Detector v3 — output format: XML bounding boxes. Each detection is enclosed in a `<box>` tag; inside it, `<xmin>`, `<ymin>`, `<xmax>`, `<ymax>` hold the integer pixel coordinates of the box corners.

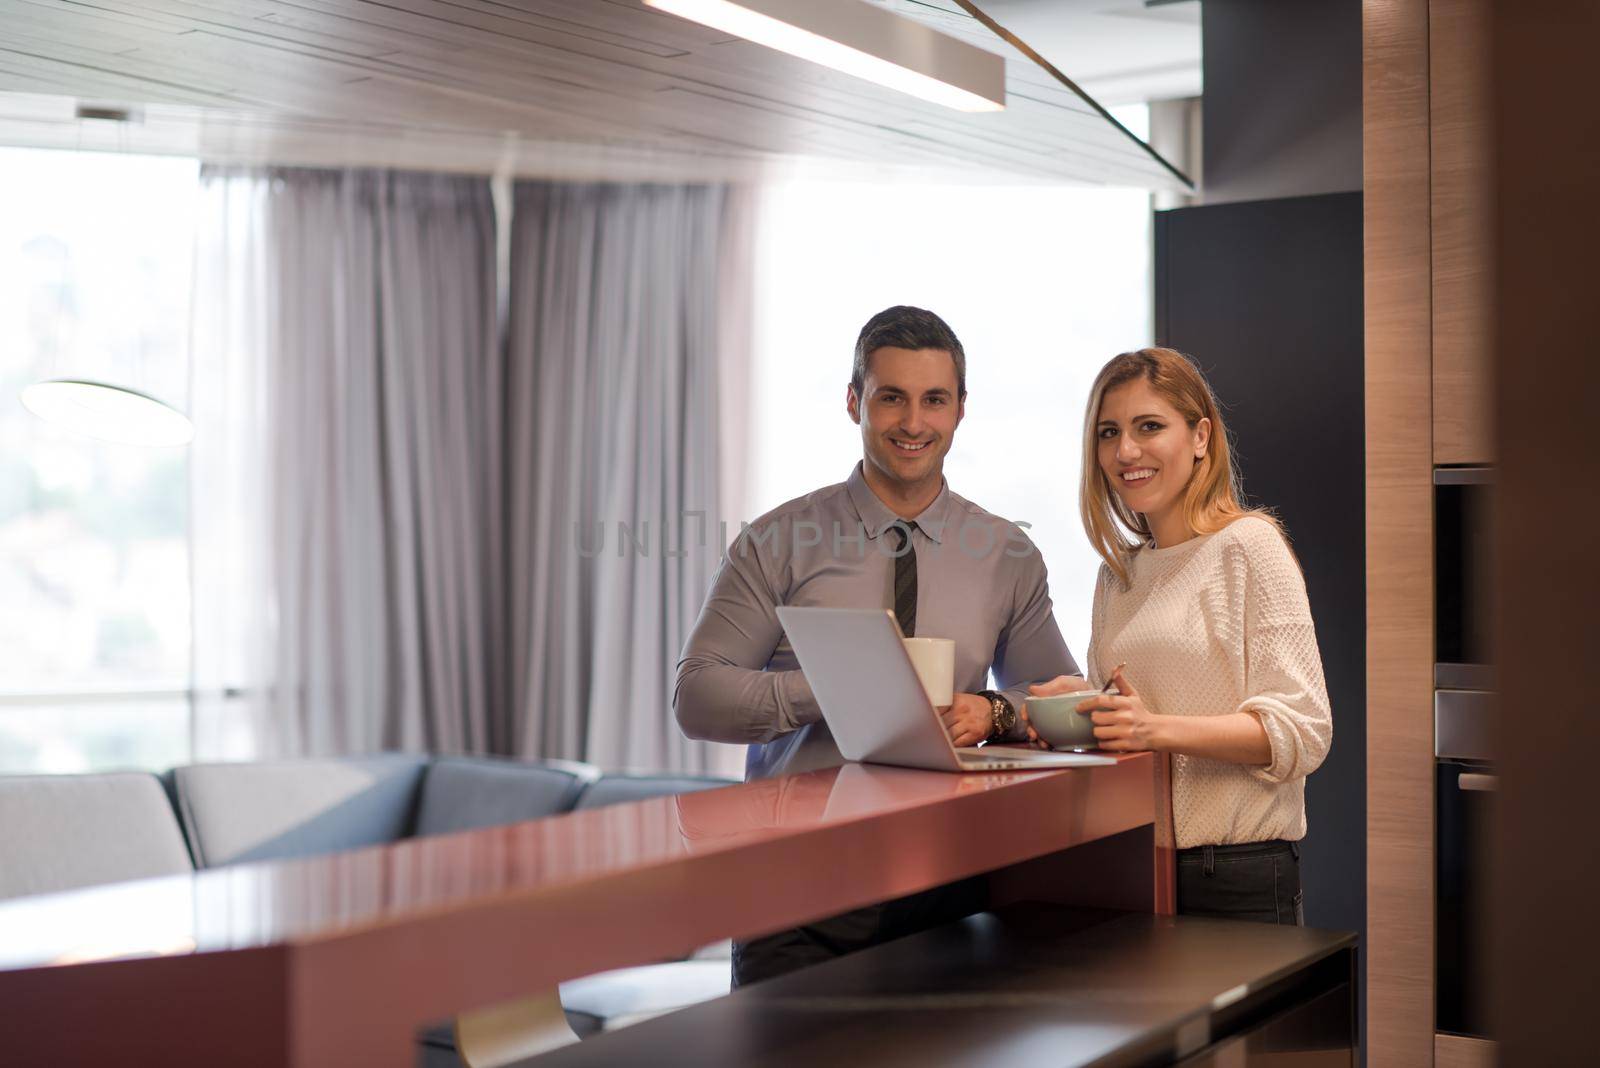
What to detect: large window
<box><xmin>0</xmin><ymin>148</ymin><xmax>199</xmax><ymax>773</ymax></box>
<box><xmin>748</xmin><ymin>114</ymin><xmax>1153</xmax><ymax>662</ymax></box>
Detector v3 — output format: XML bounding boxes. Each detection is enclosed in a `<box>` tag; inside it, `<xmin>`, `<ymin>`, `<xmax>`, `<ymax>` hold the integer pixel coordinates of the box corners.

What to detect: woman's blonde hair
<box><xmin>1079</xmin><ymin>347</ymin><xmax>1281</xmax><ymax>586</ymax></box>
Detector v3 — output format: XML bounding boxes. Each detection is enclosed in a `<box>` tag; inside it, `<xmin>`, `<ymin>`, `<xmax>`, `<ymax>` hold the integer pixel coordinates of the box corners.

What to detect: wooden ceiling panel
<box><xmin>0</xmin><ymin>55</ymin><xmax>174</xmax><ymax>103</ymax></box>
<box><xmin>0</xmin><ymin>0</ymin><xmax>1188</xmax><ymax>188</ymax></box>
<box><xmin>13</xmin><ymin>2</ymin><xmax>198</xmax><ymax>46</ymax></box>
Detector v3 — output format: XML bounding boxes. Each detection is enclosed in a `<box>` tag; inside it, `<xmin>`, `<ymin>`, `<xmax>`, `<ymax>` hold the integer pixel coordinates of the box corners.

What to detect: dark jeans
<box><xmin>732</xmin><ymin>876</ymin><xmax>986</xmax><ymax>987</ymax></box>
<box><xmin>1177</xmin><ymin>839</ymin><xmax>1305</xmax><ymax>925</ymax></box>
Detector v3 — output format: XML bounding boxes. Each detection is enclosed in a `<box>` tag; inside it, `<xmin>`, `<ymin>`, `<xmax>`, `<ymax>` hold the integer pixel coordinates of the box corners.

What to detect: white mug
<box><xmin>902</xmin><ymin>637</ymin><xmax>955</xmax><ymax>708</ymax></box>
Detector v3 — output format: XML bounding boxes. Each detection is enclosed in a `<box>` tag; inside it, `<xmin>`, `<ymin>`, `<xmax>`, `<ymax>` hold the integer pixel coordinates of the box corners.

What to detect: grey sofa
<box><xmin>167</xmin><ymin>753</ymin><xmax>596</xmax><ymax>866</ymax></box>
<box><xmin>0</xmin><ymin>755</ymin><xmax>735</xmax><ymax>1063</ymax></box>
<box><xmin>0</xmin><ymin>771</ymin><xmax>195</xmax><ymax>900</ymax></box>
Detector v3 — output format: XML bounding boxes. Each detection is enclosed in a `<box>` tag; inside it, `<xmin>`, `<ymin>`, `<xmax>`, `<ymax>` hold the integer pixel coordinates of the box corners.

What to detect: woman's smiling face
<box><xmin>1096</xmin><ymin>376</ymin><xmax>1211</xmax><ymax>531</ymax></box>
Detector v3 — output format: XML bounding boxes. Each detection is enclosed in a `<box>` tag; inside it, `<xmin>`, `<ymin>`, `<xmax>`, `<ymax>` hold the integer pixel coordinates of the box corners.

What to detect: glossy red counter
<box><xmin>0</xmin><ymin>753</ymin><xmax>1172</xmax><ymax>1066</ymax></box>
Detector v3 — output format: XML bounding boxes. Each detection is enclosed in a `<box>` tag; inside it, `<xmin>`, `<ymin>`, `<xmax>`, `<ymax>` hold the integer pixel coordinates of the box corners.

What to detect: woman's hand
<box><xmin>1074</xmin><ymin>667</ymin><xmax>1164</xmax><ymax>752</ymax></box>
<box><xmin>1028</xmin><ymin>674</ymin><xmax>1087</xmax><ymax>697</ymax></box>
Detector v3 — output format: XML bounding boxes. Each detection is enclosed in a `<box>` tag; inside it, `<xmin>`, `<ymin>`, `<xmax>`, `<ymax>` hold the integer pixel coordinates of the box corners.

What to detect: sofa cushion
<box><xmin>0</xmin><ymin>772</ymin><xmax>194</xmax><ymax>900</ymax></box>
<box><xmin>573</xmin><ymin>774</ymin><xmax>734</xmax><ymax>812</ymax></box>
<box><xmin>173</xmin><ymin>753</ymin><xmax>428</xmax><ymax>867</ymax></box>
<box><xmin>414</xmin><ymin>756</ymin><xmax>597</xmax><ymax>836</ymax></box>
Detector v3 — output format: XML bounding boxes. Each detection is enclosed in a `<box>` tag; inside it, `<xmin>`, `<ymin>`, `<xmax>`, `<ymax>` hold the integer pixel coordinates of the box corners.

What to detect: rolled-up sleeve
<box><xmin>991</xmin><ymin>526</ymin><xmax>1079</xmax><ymax>740</ymax></box>
<box><xmin>1233</xmin><ymin>526</ymin><xmax>1333</xmax><ymax>784</ymax></box>
<box><xmin>673</xmin><ymin>529</ymin><xmax>821</xmax><ymax>744</ymax></box>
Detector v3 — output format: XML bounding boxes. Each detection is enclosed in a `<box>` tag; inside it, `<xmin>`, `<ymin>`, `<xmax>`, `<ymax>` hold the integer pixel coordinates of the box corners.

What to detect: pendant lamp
<box><xmin>21</xmin><ymin>378</ymin><xmax>194</xmax><ymax>447</ymax></box>
<box><xmin>18</xmin><ymin>106</ymin><xmax>195</xmax><ymax>448</ymax></box>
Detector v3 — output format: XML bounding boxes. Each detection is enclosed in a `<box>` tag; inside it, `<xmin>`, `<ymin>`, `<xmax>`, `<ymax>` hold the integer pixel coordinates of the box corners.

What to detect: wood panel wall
<box><xmin>1363</xmin><ymin>0</ymin><xmax>1436</xmax><ymax>1063</ymax></box>
<box><xmin>1368</xmin><ymin>0</ymin><xmax>1498</xmax><ymax>1060</ymax></box>
<box><xmin>1435</xmin><ymin>1033</ymin><xmax>1496</xmax><ymax>1068</ymax></box>
<box><xmin>1489</xmin><ymin>5</ymin><xmax>1600</xmax><ymax>1062</ymax></box>
<box><xmin>1430</xmin><ymin>0</ymin><xmax>1494</xmax><ymax>465</ymax></box>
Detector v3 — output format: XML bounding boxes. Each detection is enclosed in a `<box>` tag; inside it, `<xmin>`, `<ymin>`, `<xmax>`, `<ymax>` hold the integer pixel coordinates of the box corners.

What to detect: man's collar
<box><xmin>844</xmin><ymin>462</ymin><xmax>951</xmax><ymax>543</ymax></box>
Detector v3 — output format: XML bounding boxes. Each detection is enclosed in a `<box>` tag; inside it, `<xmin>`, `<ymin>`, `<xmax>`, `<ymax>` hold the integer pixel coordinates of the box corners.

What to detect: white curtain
<box><xmin>189</xmin><ymin>170</ymin><xmax>270</xmax><ymax>761</ymax></box>
<box><xmin>506</xmin><ymin>182</ymin><xmax>749</xmax><ymax>775</ymax></box>
<box><xmin>189</xmin><ymin>168</ymin><xmax>500</xmax><ymax>759</ymax></box>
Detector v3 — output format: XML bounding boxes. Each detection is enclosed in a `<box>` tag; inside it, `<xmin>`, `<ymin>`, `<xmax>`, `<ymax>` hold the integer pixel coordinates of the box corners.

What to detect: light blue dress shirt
<box><xmin>675</xmin><ymin>463</ymin><xmax>1079</xmax><ymax>779</ymax></box>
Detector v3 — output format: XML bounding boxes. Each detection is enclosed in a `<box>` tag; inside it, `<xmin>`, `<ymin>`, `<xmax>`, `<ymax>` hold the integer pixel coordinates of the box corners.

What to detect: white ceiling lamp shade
<box><xmin>644</xmin><ymin>0</ymin><xmax>1006</xmax><ymax>113</ymax></box>
<box><xmin>21</xmin><ymin>379</ymin><xmax>195</xmax><ymax>448</ymax></box>
<box><xmin>19</xmin><ymin>112</ymin><xmax>196</xmax><ymax>449</ymax></box>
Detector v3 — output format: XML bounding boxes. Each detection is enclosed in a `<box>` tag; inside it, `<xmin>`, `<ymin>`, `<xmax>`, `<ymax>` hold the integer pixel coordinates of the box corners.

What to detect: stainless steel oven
<box><xmin>1434</xmin><ymin>467</ymin><xmax>1494</xmax><ymax>1040</ymax></box>
<box><xmin>1436</xmin><ymin>685</ymin><xmax>1493</xmax><ymax>1038</ymax></box>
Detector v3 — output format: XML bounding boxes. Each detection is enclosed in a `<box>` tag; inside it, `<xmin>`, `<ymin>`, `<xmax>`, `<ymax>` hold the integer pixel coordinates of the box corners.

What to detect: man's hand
<box><xmin>941</xmin><ymin>693</ymin><xmax>995</xmax><ymax>748</ymax></box>
<box><xmin>1072</xmin><ymin>667</ymin><xmax>1162</xmax><ymax>752</ymax></box>
<box><xmin>1014</xmin><ymin>703</ymin><xmax>1050</xmax><ymax>749</ymax></box>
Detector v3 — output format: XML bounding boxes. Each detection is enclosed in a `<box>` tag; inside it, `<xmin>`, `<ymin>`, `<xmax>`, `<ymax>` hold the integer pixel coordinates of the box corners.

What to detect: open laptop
<box><xmin>776</xmin><ymin>606</ymin><xmax>1114</xmax><ymax>773</ymax></box>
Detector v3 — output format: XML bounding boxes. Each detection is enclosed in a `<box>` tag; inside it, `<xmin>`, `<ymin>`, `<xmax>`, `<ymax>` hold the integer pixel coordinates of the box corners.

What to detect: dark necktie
<box><xmin>889</xmin><ymin>521</ymin><xmax>919</xmax><ymax>637</ymax></box>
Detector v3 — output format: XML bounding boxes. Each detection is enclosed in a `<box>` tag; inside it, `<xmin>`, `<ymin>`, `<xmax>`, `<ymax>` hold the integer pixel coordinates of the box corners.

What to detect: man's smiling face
<box><xmin>847</xmin><ymin>345</ymin><xmax>965</xmax><ymax>496</ymax></box>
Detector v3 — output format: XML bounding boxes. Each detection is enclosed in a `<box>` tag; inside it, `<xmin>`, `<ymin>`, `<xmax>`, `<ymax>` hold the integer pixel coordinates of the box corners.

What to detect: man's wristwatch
<box><xmin>979</xmin><ymin>690</ymin><xmax>1016</xmax><ymax>742</ymax></box>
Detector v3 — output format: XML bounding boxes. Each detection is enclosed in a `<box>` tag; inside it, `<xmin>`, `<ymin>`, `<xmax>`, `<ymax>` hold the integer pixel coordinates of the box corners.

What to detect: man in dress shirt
<box><xmin>674</xmin><ymin>305</ymin><xmax>1081</xmax><ymax>985</ymax></box>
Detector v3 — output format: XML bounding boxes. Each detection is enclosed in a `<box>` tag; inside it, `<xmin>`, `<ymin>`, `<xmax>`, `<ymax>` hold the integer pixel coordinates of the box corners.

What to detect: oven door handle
<box><xmin>1459</xmin><ymin>771</ymin><xmax>1498</xmax><ymax>792</ymax></box>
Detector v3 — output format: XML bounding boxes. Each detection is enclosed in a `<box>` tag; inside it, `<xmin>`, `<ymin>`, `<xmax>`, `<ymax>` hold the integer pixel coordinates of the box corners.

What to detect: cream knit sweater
<box><xmin>1086</xmin><ymin>515</ymin><xmax>1332</xmax><ymax>848</ymax></box>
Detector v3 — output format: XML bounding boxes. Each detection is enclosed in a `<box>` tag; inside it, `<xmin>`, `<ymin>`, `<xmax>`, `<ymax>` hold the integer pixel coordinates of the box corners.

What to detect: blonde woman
<box><xmin>1033</xmin><ymin>347</ymin><xmax>1332</xmax><ymax>924</ymax></box>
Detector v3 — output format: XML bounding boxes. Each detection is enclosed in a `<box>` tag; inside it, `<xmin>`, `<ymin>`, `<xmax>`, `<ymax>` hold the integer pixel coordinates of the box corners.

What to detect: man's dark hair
<box><xmin>850</xmin><ymin>305</ymin><xmax>967</xmax><ymax>399</ymax></box>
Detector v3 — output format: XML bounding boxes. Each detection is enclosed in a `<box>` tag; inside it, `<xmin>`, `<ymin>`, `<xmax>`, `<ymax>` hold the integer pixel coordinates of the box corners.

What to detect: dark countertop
<box><xmin>527</xmin><ymin>907</ymin><xmax>1356</xmax><ymax>1067</ymax></box>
